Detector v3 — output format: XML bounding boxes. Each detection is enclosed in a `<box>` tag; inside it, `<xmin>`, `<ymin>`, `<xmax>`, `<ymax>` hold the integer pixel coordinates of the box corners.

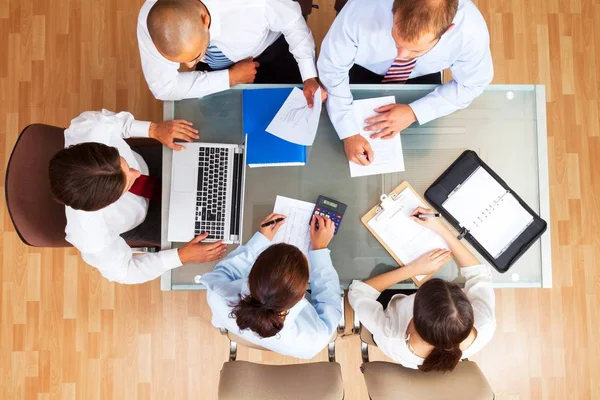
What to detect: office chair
<box><xmin>217</xmin><ymin>294</ymin><xmax>346</xmax><ymax>400</ymax></box>
<box><xmin>5</xmin><ymin>124</ymin><xmax>161</xmax><ymax>249</ymax></box>
<box><xmin>356</xmin><ymin>319</ymin><xmax>495</xmax><ymax>400</ymax></box>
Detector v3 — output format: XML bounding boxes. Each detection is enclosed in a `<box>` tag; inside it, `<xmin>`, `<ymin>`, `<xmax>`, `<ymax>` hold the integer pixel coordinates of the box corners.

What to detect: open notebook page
<box><xmin>368</xmin><ymin>188</ymin><xmax>449</xmax><ymax>281</ymax></box>
<box><xmin>443</xmin><ymin>167</ymin><xmax>533</xmax><ymax>258</ymax></box>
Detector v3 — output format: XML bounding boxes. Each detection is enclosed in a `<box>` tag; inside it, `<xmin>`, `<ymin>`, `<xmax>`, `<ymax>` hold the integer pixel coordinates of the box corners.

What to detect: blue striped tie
<box><xmin>204</xmin><ymin>44</ymin><xmax>234</xmax><ymax>70</ymax></box>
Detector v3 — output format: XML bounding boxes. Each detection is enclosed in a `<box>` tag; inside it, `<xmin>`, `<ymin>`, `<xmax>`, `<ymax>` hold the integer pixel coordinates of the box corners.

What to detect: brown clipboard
<box><xmin>361</xmin><ymin>181</ymin><xmax>438</xmax><ymax>286</ymax></box>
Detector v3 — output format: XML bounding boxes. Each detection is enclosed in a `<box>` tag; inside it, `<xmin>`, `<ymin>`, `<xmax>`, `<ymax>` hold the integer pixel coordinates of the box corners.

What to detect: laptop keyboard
<box><xmin>195</xmin><ymin>147</ymin><xmax>229</xmax><ymax>240</ymax></box>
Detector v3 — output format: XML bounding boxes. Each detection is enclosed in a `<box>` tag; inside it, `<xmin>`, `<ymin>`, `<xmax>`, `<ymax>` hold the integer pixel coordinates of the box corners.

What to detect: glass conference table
<box><xmin>160</xmin><ymin>84</ymin><xmax>551</xmax><ymax>291</ymax></box>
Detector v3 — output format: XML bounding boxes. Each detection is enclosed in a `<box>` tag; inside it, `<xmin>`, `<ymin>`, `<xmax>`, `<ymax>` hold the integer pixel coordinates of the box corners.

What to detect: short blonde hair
<box><xmin>392</xmin><ymin>0</ymin><xmax>458</xmax><ymax>42</ymax></box>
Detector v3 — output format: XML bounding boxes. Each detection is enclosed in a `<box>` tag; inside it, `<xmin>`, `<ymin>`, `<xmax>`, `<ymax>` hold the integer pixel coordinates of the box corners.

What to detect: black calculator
<box><xmin>311</xmin><ymin>195</ymin><xmax>347</xmax><ymax>235</ymax></box>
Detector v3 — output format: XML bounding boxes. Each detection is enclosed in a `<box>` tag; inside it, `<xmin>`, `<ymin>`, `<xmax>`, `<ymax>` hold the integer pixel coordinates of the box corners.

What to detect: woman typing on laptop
<box><xmin>349</xmin><ymin>207</ymin><xmax>496</xmax><ymax>372</ymax></box>
<box><xmin>201</xmin><ymin>213</ymin><xmax>342</xmax><ymax>359</ymax></box>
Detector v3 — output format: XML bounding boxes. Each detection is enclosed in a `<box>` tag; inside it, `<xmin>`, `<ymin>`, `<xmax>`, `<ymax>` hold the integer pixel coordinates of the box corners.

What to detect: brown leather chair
<box><xmin>5</xmin><ymin>124</ymin><xmax>160</xmax><ymax>249</ymax></box>
<box><xmin>218</xmin><ymin>330</ymin><xmax>344</xmax><ymax>400</ymax></box>
<box><xmin>358</xmin><ymin>324</ymin><xmax>495</xmax><ymax>400</ymax></box>
<box><xmin>5</xmin><ymin>124</ymin><xmax>70</xmax><ymax>247</ymax></box>
<box><xmin>217</xmin><ymin>294</ymin><xmax>346</xmax><ymax>400</ymax></box>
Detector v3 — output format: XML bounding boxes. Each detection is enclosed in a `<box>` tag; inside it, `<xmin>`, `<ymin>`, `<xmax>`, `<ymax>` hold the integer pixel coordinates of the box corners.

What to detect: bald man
<box><xmin>137</xmin><ymin>0</ymin><xmax>326</xmax><ymax>106</ymax></box>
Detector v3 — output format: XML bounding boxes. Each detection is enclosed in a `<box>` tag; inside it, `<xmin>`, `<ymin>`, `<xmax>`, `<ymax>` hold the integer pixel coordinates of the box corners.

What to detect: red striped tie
<box><xmin>382</xmin><ymin>58</ymin><xmax>417</xmax><ymax>83</ymax></box>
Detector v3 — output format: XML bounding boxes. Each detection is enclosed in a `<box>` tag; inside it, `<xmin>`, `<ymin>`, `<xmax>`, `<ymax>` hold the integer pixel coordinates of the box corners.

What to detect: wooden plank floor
<box><xmin>1</xmin><ymin>0</ymin><xmax>599</xmax><ymax>398</ymax></box>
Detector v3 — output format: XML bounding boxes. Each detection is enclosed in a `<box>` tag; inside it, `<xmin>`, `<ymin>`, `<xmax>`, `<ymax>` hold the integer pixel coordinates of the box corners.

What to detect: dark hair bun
<box><xmin>231</xmin><ymin>295</ymin><xmax>284</xmax><ymax>338</ymax></box>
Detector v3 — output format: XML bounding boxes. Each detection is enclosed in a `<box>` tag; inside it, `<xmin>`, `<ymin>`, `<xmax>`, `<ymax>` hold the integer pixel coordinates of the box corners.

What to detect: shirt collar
<box><xmin>202</xmin><ymin>0</ymin><xmax>221</xmax><ymax>39</ymax></box>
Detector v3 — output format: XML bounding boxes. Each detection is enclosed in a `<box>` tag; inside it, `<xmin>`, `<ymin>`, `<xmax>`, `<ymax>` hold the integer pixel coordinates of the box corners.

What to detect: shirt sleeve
<box><xmin>316</xmin><ymin>6</ymin><xmax>361</xmax><ymax>139</ymax></box>
<box><xmin>265</xmin><ymin>0</ymin><xmax>317</xmax><ymax>81</ymax></box>
<box><xmin>79</xmin><ymin>236</ymin><xmax>183</xmax><ymax>284</ymax></box>
<box><xmin>462</xmin><ymin>264</ymin><xmax>496</xmax><ymax>349</ymax></box>
<box><xmin>200</xmin><ymin>232</ymin><xmax>272</xmax><ymax>290</ymax></box>
<box><xmin>65</xmin><ymin>109</ymin><xmax>151</xmax><ymax>146</ymax></box>
<box><xmin>348</xmin><ymin>280</ymin><xmax>392</xmax><ymax>338</ymax></box>
<box><xmin>136</xmin><ymin>4</ymin><xmax>230</xmax><ymax>101</ymax></box>
<box><xmin>307</xmin><ymin>249</ymin><xmax>342</xmax><ymax>334</ymax></box>
<box><xmin>409</xmin><ymin>33</ymin><xmax>493</xmax><ymax>125</ymax></box>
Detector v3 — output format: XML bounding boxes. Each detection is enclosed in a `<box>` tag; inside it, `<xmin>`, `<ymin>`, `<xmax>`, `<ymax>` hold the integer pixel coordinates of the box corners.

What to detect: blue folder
<box><xmin>242</xmin><ymin>88</ymin><xmax>307</xmax><ymax>166</ymax></box>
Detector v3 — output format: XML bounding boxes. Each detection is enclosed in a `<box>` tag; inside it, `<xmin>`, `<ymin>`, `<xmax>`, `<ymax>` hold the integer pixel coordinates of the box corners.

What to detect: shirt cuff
<box><xmin>160</xmin><ymin>248</ymin><xmax>183</xmax><ymax>270</ymax></box>
<box><xmin>408</xmin><ymin>97</ymin><xmax>435</xmax><ymax>125</ymax></box>
<box><xmin>210</xmin><ymin>69</ymin><xmax>231</xmax><ymax>91</ymax></box>
<box><xmin>247</xmin><ymin>231</ymin><xmax>272</xmax><ymax>251</ymax></box>
<box><xmin>349</xmin><ymin>279</ymin><xmax>381</xmax><ymax>299</ymax></box>
<box><xmin>461</xmin><ymin>264</ymin><xmax>491</xmax><ymax>280</ymax></box>
<box><xmin>308</xmin><ymin>248</ymin><xmax>331</xmax><ymax>269</ymax></box>
<box><xmin>334</xmin><ymin>117</ymin><xmax>361</xmax><ymax>140</ymax></box>
<box><xmin>297</xmin><ymin>59</ymin><xmax>318</xmax><ymax>82</ymax></box>
<box><xmin>131</xmin><ymin>120</ymin><xmax>152</xmax><ymax>137</ymax></box>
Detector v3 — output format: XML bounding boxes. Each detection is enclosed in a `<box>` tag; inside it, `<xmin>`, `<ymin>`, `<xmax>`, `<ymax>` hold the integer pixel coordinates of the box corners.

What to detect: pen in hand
<box><xmin>261</xmin><ymin>217</ymin><xmax>285</xmax><ymax>228</ymax></box>
<box><xmin>416</xmin><ymin>213</ymin><xmax>441</xmax><ymax>218</ymax></box>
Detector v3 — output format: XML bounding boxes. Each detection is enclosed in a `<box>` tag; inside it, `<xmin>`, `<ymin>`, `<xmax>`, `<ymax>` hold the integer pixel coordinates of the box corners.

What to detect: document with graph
<box><xmin>271</xmin><ymin>195</ymin><xmax>315</xmax><ymax>256</ymax></box>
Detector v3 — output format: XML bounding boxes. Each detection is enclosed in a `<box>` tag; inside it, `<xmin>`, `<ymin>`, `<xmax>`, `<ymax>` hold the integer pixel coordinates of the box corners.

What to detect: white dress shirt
<box><xmin>64</xmin><ymin>110</ymin><xmax>182</xmax><ymax>284</ymax></box>
<box><xmin>348</xmin><ymin>265</ymin><xmax>496</xmax><ymax>369</ymax></box>
<box><xmin>201</xmin><ymin>232</ymin><xmax>342</xmax><ymax>359</ymax></box>
<box><xmin>137</xmin><ymin>0</ymin><xmax>317</xmax><ymax>101</ymax></box>
<box><xmin>317</xmin><ymin>0</ymin><xmax>493</xmax><ymax>139</ymax></box>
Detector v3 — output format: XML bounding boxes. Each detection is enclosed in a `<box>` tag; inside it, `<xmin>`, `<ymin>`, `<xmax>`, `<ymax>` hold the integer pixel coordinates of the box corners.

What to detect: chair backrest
<box><xmin>362</xmin><ymin>360</ymin><xmax>494</xmax><ymax>400</ymax></box>
<box><xmin>5</xmin><ymin>124</ymin><xmax>70</xmax><ymax>247</ymax></box>
<box><xmin>227</xmin><ymin>331</ymin><xmax>271</xmax><ymax>352</ymax></box>
<box><xmin>218</xmin><ymin>360</ymin><xmax>344</xmax><ymax>400</ymax></box>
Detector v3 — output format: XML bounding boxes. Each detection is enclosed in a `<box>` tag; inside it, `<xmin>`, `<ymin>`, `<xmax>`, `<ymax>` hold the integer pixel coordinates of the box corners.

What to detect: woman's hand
<box><xmin>258</xmin><ymin>213</ymin><xmax>286</xmax><ymax>241</ymax></box>
<box><xmin>406</xmin><ymin>249</ymin><xmax>452</xmax><ymax>277</ymax></box>
<box><xmin>310</xmin><ymin>215</ymin><xmax>334</xmax><ymax>250</ymax></box>
<box><xmin>410</xmin><ymin>206</ymin><xmax>448</xmax><ymax>236</ymax></box>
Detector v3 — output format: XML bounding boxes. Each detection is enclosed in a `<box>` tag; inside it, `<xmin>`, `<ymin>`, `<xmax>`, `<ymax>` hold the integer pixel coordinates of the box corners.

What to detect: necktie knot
<box><xmin>129</xmin><ymin>174</ymin><xmax>159</xmax><ymax>200</ymax></box>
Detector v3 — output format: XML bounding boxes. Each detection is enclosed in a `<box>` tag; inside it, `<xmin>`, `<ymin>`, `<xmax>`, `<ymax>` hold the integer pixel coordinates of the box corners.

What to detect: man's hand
<box><xmin>149</xmin><ymin>120</ymin><xmax>199</xmax><ymax>151</ymax></box>
<box><xmin>303</xmin><ymin>78</ymin><xmax>328</xmax><ymax>108</ymax></box>
<box><xmin>229</xmin><ymin>58</ymin><xmax>260</xmax><ymax>86</ymax></box>
<box><xmin>364</xmin><ymin>104</ymin><xmax>417</xmax><ymax>139</ymax></box>
<box><xmin>178</xmin><ymin>232</ymin><xmax>227</xmax><ymax>264</ymax></box>
<box><xmin>258</xmin><ymin>213</ymin><xmax>286</xmax><ymax>241</ymax></box>
<box><xmin>310</xmin><ymin>215</ymin><xmax>335</xmax><ymax>250</ymax></box>
<box><xmin>343</xmin><ymin>134</ymin><xmax>374</xmax><ymax>165</ymax></box>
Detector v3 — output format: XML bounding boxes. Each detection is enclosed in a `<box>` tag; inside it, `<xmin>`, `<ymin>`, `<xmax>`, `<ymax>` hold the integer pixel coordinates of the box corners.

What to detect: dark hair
<box><xmin>230</xmin><ymin>243</ymin><xmax>309</xmax><ymax>338</ymax></box>
<box><xmin>392</xmin><ymin>0</ymin><xmax>458</xmax><ymax>42</ymax></box>
<box><xmin>413</xmin><ymin>278</ymin><xmax>474</xmax><ymax>372</ymax></box>
<box><xmin>49</xmin><ymin>142</ymin><xmax>125</xmax><ymax>211</ymax></box>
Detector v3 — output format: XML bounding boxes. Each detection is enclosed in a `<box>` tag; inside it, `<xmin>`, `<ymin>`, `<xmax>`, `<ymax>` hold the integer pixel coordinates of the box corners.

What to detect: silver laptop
<box><xmin>168</xmin><ymin>140</ymin><xmax>247</xmax><ymax>244</ymax></box>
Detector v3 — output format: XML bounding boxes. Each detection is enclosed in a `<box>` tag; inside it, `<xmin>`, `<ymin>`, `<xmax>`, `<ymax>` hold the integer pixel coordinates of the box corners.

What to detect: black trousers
<box><xmin>121</xmin><ymin>146</ymin><xmax>162</xmax><ymax>246</ymax></box>
<box><xmin>196</xmin><ymin>35</ymin><xmax>303</xmax><ymax>84</ymax></box>
<box><xmin>349</xmin><ymin>63</ymin><xmax>442</xmax><ymax>85</ymax></box>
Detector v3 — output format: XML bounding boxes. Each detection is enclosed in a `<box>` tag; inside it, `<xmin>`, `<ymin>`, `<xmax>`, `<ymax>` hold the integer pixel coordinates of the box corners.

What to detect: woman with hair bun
<box><xmin>201</xmin><ymin>213</ymin><xmax>342</xmax><ymax>359</ymax></box>
<box><xmin>349</xmin><ymin>206</ymin><xmax>496</xmax><ymax>372</ymax></box>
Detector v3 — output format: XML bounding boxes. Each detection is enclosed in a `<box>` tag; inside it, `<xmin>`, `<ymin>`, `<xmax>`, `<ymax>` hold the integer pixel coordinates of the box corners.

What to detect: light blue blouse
<box><xmin>201</xmin><ymin>232</ymin><xmax>342</xmax><ymax>359</ymax></box>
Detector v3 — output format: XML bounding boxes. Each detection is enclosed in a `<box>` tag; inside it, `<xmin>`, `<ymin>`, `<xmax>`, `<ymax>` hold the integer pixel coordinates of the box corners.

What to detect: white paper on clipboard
<box><xmin>367</xmin><ymin>187</ymin><xmax>449</xmax><ymax>280</ymax></box>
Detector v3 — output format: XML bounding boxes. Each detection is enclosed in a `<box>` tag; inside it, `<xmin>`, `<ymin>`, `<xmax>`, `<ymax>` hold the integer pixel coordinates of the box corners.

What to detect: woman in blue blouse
<box><xmin>201</xmin><ymin>213</ymin><xmax>342</xmax><ymax>359</ymax></box>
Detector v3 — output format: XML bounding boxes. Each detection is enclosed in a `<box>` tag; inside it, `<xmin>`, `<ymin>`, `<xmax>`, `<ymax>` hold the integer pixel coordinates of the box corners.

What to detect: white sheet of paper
<box><xmin>368</xmin><ymin>188</ymin><xmax>449</xmax><ymax>277</ymax></box>
<box><xmin>272</xmin><ymin>195</ymin><xmax>315</xmax><ymax>256</ymax></box>
<box><xmin>349</xmin><ymin>96</ymin><xmax>405</xmax><ymax>178</ymax></box>
<box><xmin>265</xmin><ymin>87</ymin><xmax>322</xmax><ymax>146</ymax></box>
<box><xmin>443</xmin><ymin>167</ymin><xmax>533</xmax><ymax>258</ymax></box>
